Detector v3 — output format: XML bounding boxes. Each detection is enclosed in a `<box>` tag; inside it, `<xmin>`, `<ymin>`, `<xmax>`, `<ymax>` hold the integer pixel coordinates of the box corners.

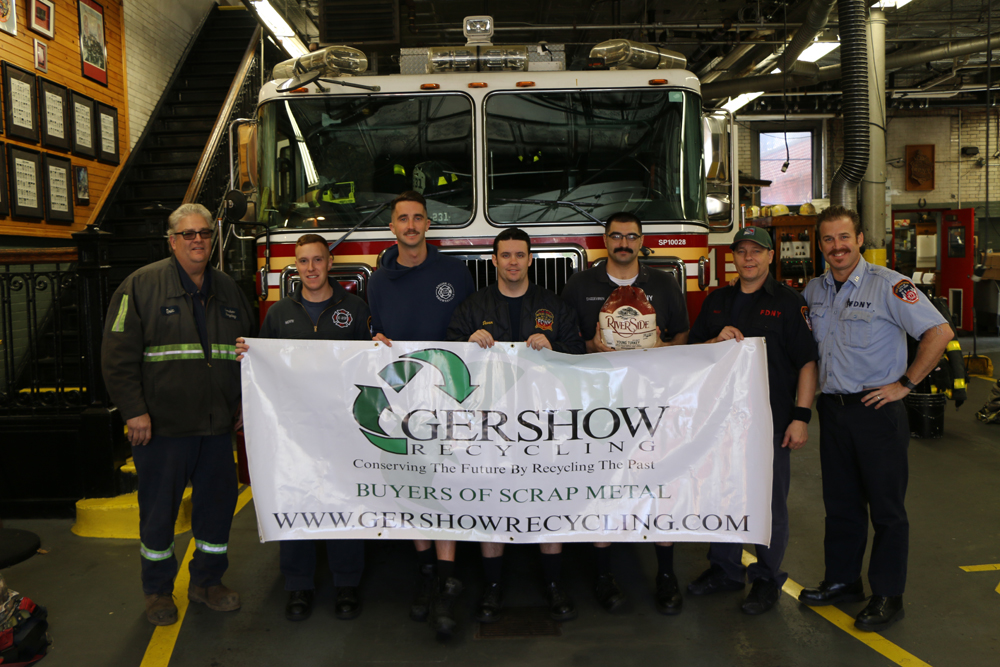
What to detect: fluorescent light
<box><xmin>873</xmin><ymin>0</ymin><xmax>913</xmax><ymax>8</ymax></box>
<box><xmin>253</xmin><ymin>1</ymin><xmax>308</xmax><ymax>57</ymax></box>
<box><xmin>798</xmin><ymin>41</ymin><xmax>840</xmax><ymax>62</ymax></box>
<box><xmin>722</xmin><ymin>91</ymin><xmax>763</xmax><ymax>113</ymax></box>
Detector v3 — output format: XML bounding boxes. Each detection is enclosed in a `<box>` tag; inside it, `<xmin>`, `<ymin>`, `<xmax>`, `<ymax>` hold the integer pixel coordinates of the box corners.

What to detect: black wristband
<box><xmin>792</xmin><ymin>406</ymin><xmax>812</xmax><ymax>424</ymax></box>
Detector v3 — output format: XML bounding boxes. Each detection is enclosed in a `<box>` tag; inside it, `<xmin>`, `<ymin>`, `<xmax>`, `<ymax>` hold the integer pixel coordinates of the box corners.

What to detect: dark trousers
<box><xmin>817</xmin><ymin>395</ymin><xmax>909</xmax><ymax>596</ymax></box>
<box><xmin>133</xmin><ymin>434</ymin><xmax>238</xmax><ymax>595</ymax></box>
<box><xmin>711</xmin><ymin>433</ymin><xmax>791</xmax><ymax>587</ymax></box>
<box><xmin>280</xmin><ymin>540</ymin><xmax>365</xmax><ymax>591</ymax></box>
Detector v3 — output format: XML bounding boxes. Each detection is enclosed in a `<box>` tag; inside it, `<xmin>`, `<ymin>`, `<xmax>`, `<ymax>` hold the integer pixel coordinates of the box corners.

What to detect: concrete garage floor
<box><xmin>3</xmin><ymin>343</ymin><xmax>999</xmax><ymax>667</ymax></box>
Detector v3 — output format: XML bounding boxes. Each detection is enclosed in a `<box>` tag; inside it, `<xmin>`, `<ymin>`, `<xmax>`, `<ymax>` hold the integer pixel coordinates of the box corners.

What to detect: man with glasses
<box><xmin>686</xmin><ymin>227</ymin><xmax>818</xmax><ymax>615</ymax></box>
<box><xmin>102</xmin><ymin>203</ymin><xmax>255</xmax><ymax>626</ymax></box>
<box><xmin>561</xmin><ymin>212</ymin><xmax>689</xmax><ymax>615</ymax></box>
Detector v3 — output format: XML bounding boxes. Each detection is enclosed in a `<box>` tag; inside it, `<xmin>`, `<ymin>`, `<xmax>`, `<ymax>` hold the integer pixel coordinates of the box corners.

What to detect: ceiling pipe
<box><xmin>777</xmin><ymin>0</ymin><xmax>837</xmax><ymax>71</ymax></box>
<box><xmin>702</xmin><ymin>62</ymin><xmax>819</xmax><ymax>99</ymax></box>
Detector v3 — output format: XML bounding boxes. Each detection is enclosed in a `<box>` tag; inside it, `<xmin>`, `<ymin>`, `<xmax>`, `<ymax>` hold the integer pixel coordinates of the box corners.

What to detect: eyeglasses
<box><xmin>607</xmin><ymin>232</ymin><xmax>641</xmax><ymax>242</ymax></box>
<box><xmin>171</xmin><ymin>229</ymin><xmax>213</xmax><ymax>240</ymax></box>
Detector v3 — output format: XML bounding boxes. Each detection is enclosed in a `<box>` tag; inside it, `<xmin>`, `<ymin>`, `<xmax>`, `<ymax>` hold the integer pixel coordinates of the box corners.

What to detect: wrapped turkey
<box><xmin>599</xmin><ymin>285</ymin><xmax>658</xmax><ymax>349</ymax></box>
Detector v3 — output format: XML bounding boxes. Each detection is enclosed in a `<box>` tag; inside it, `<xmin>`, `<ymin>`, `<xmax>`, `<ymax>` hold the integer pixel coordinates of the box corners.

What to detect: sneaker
<box><xmin>144</xmin><ymin>593</ymin><xmax>177</xmax><ymax>626</ymax></box>
<box><xmin>476</xmin><ymin>581</ymin><xmax>503</xmax><ymax>623</ymax></box>
<box><xmin>544</xmin><ymin>581</ymin><xmax>578</xmax><ymax>621</ymax></box>
<box><xmin>431</xmin><ymin>577</ymin><xmax>463</xmax><ymax>639</ymax></box>
<box><xmin>741</xmin><ymin>579</ymin><xmax>781</xmax><ymax>615</ymax></box>
<box><xmin>188</xmin><ymin>583</ymin><xmax>241</xmax><ymax>612</ymax></box>
<box><xmin>410</xmin><ymin>563</ymin><xmax>436</xmax><ymax>622</ymax></box>
<box><xmin>594</xmin><ymin>573</ymin><xmax>626</xmax><ymax>612</ymax></box>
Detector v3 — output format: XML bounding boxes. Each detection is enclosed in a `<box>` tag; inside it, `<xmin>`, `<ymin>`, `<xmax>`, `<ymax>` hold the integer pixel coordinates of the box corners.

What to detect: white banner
<box><xmin>241</xmin><ymin>339</ymin><xmax>774</xmax><ymax>545</ymax></box>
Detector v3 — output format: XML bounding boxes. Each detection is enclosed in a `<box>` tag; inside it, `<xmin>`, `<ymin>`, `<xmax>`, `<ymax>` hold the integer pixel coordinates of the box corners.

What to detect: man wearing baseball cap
<box><xmin>685</xmin><ymin>226</ymin><xmax>819</xmax><ymax>615</ymax></box>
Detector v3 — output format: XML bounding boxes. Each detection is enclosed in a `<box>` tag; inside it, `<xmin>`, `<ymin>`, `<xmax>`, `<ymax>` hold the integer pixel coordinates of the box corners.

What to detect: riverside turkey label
<box><xmin>600</xmin><ymin>285</ymin><xmax>658</xmax><ymax>349</ymax></box>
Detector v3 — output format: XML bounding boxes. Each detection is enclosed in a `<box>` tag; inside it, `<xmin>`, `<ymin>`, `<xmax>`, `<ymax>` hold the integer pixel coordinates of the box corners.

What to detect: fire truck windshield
<box><xmin>256</xmin><ymin>93</ymin><xmax>474</xmax><ymax>229</ymax></box>
<box><xmin>484</xmin><ymin>88</ymin><xmax>706</xmax><ymax>226</ymax></box>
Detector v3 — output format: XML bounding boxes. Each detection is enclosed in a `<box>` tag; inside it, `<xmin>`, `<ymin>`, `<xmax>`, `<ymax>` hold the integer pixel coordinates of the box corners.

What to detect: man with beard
<box><xmin>561</xmin><ymin>212</ymin><xmax>689</xmax><ymax>615</ymax></box>
<box><xmin>687</xmin><ymin>226</ymin><xmax>818</xmax><ymax>615</ymax></box>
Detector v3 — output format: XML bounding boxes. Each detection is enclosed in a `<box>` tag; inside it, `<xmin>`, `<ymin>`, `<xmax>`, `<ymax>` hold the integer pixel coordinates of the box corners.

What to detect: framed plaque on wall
<box><xmin>38</xmin><ymin>78</ymin><xmax>71</xmax><ymax>150</ymax></box>
<box><xmin>70</xmin><ymin>90</ymin><xmax>96</xmax><ymax>158</ymax></box>
<box><xmin>2</xmin><ymin>63</ymin><xmax>40</xmax><ymax>144</ymax></box>
<box><xmin>43</xmin><ymin>153</ymin><xmax>73</xmax><ymax>223</ymax></box>
<box><xmin>0</xmin><ymin>143</ymin><xmax>8</xmax><ymax>217</ymax></box>
<box><xmin>95</xmin><ymin>102</ymin><xmax>119</xmax><ymax>164</ymax></box>
<box><xmin>7</xmin><ymin>145</ymin><xmax>44</xmax><ymax>219</ymax></box>
<box><xmin>78</xmin><ymin>0</ymin><xmax>108</xmax><ymax>86</ymax></box>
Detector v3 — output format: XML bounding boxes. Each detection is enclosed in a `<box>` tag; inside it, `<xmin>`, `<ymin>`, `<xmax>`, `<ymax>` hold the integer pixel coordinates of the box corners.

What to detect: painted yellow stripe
<box><xmin>970</xmin><ymin>375</ymin><xmax>996</xmax><ymax>381</ymax></box>
<box><xmin>140</xmin><ymin>486</ymin><xmax>253</xmax><ymax>667</ymax></box>
<box><xmin>960</xmin><ymin>564</ymin><xmax>1000</xmax><ymax>572</ymax></box>
<box><xmin>741</xmin><ymin>551</ymin><xmax>932</xmax><ymax>667</ymax></box>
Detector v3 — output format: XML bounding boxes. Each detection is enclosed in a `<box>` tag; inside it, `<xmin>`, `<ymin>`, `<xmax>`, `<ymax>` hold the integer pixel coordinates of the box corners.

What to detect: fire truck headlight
<box><xmin>464</xmin><ymin>16</ymin><xmax>493</xmax><ymax>40</ymax></box>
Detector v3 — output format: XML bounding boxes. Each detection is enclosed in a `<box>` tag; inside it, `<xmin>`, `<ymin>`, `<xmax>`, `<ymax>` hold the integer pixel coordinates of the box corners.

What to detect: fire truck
<box><xmin>230</xmin><ymin>16</ymin><xmax>739</xmax><ymax>323</ymax></box>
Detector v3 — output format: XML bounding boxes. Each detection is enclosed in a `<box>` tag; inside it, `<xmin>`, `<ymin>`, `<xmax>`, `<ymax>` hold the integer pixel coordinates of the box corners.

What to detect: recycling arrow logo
<box><xmin>352</xmin><ymin>348</ymin><xmax>478</xmax><ymax>455</ymax></box>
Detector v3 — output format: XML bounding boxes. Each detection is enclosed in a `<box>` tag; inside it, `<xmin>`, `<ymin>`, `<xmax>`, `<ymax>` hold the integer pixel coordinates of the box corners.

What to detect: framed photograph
<box><xmin>70</xmin><ymin>90</ymin><xmax>96</xmax><ymax>158</ymax></box>
<box><xmin>95</xmin><ymin>102</ymin><xmax>119</xmax><ymax>164</ymax></box>
<box><xmin>43</xmin><ymin>153</ymin><xmax>73</xmax><ymax>222</ymax></box>
<box><xmin>0</xmin><ymin>0</ymin><xmax>17</xmax><ymax>36</ymax></box>
<box><xmin>78</xmin><ymin>0</ymin><xmax>108</xmax><ymax>86</ymax></box>
<box><xmin>0</xmin><ymin>144</ymin><xmax>8</xmax><ymax>217</ymax></box>
<box><xmin>73</xmin><ymin>165</ymin><xmax>89</xmax><ymax>205</ymax></box>
<box><xmin>34</xmin><ymin>39</ymin><xmax>48</xmax><ymax>73</ymax></box>
<box><xmin>38</xmin><ymin>78</ymin><xmax>70</xmax><ymax>150</ymax></box>
<box><xmin>7</xmin><ymin>145</ymin><xmax>44</xmax><ymax>219</ymax></box>
<box><xmin>29</xmin><ymin>0</ymin><xmax>55</xmax><ymax>39</ymax></box>
<box><xmin>2</xmin><ymin>63</ymin><xmax>40</xmax><ymax>144</ymax></box>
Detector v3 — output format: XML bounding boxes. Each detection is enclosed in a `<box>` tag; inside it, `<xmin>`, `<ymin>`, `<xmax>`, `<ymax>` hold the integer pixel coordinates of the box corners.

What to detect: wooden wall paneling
<box><xmin>0</xmin><ymin>0</ymin><xmax>128</xmax><ymax>239</ymax></box>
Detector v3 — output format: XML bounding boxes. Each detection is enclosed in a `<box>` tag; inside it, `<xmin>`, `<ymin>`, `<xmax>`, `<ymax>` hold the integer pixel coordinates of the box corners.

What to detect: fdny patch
<box><xmin>435</xmin><ymin>282</ymin><xmax>455</xmax><ymax>302</ymax></box>
<box><xmin>222</xmin><ymin>307</ymin><xmax>239</xmax><ymax>320</ymax></box>
<box><xmin>332</xmin><ymin>309</ymin><xmax>353</xmax><ymax>328</ymax></box>
<box><xmin>161</xmin><ymin>306</ymin><xmax>179</xmax><ymax>316</ymax></box>
<box><xmin>534</xmin><ymin>309</ymin><xmax>554</xmax><ymax>331</ymax></box>
<box><xmin>892</xmin><ymin>279</ymin><xmax>920</xmax><ymax>304</ymax></box>
<box><xmin>801</xmin><ymin>306</ymin><xmax>812</xmax><ymax>331</ymax></box>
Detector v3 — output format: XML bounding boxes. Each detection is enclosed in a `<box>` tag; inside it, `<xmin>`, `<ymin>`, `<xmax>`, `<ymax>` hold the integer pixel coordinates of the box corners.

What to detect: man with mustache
<box><xmin>686</xmin><ymin>226</ymin><xmax>818</xmax><ymax>615</ymax></box>
<box><xmin>798</xmin><ymin>206</ymin><xmax>952</xmax><ymax>631</ymax></box>
<box><xmin>367</xmin><ymin>190</ymin><xmax>475</xmax><ymax>640</ymax></box>
<box><xmin>561</xmin><ymin>212</ymin><xmax>689</xmax><ymax>615</ymax></box>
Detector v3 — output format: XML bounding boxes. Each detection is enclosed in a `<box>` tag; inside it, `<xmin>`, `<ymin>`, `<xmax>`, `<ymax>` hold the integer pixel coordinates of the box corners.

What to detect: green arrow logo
<box><xmin>352</xmin><ymin>348</ymin><xmax>477</xmax><ymax>455</ymax></box>
<box><xmin>402</xmin><ymin>349</ymin><xmax>478</xmax><ymax>403</ymax></box>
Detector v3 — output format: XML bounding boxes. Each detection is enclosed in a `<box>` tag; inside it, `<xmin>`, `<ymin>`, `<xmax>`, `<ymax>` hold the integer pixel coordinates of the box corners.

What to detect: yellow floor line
<box><xmin>969</xmin><ymin>374</ymin><xmax>996</xmax><ymax>381</ymax></box>
<box><xmin>741</xmin><ymin>550</ymin><xmax>932</xmax><ymax>667</ymax></box>
<box><xmin>140</xmin><ymin>486</ymin><xmax>253</xmax><ymax>667</ymax></box>
<box><xmin>959</xmin><ymin>564</ymin><xmax>1000</xmax><ymax>572</ymax></box>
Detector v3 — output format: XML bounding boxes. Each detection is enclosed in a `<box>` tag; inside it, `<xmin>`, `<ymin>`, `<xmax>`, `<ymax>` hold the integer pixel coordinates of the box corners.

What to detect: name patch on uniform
<box><xmin>222</xmin><ymin>307</ymin><xmax>240</xmax><ymax>320</ymax></box>
<box><xmin>892</xmin><ymin>279</ymin><xmax>920</xmax><ymax>304</ymax></box>
<box><xmin>534</xmin><ymin>309</ymin><xmax>554</xmax><ymax>331</ymax></box>
<box><xmin>435</xmin><ymin>282</ymin><xmax>456</xmax><ymax>303</ymax></box>
<box><xmin>161</xmin><ymin>306</ymin><xmax>179</xmax><ymax>316</ymax></box>
<box><xmin>801</xmin><ymin>306</ymin><xmax>811</xmax><ymax>331</ymax></box>
<box><xmin>759</xmin><ymin>309</ymin><xmax>781</xmax><ymax>318</ymax></box>
<box><xmin>332</xmin><ymin>309</ymin><xmax>353</xmax><ymax>328</ymax></box>
<box><xmin>285</xmin><ymin>319</ymin><xmax>295</xmax><ymax>325</ymax></box>
<box><xmin>482</xmin><ymin>320</ymin><xmax>494</xmax><ymax>326</ymax></box>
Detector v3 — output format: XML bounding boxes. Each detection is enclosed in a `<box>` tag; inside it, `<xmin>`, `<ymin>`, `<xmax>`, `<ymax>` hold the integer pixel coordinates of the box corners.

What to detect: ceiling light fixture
<box><xmin>722</xmin><ymin>91</ymin><xmax>764</xmax><ymax>113</ymax></box>
<box><xmin>872</xmin><ymin>0</ymin><xmax>914</xmax><ymax>9</ymax></box>
<box><xmin>798</xmin><ymin>40</ymin><xmax>840</xmax><ymax>63</ymax></box>
<box><xmin>252</xmin><ymin>1</ymin><xmax>308</xmax><ymax>57</ymax></box>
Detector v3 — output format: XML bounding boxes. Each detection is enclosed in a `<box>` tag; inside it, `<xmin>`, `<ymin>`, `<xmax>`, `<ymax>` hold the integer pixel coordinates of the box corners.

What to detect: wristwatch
<box><xmin>898</xmin><ymin>374</ymin><xmax>916</xmax><ymax>390</ymax></box>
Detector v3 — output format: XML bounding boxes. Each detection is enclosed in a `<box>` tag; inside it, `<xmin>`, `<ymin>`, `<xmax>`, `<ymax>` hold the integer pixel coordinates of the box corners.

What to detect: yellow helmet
<box><xmin>770</xmin><ymin>204</ymin><xmax>790</xmax><ymax>217</ymax></box>
<box><xmin>800</xmin><ymin>202</ymin><xmax>817</xmax><ymax>215</ymax></box>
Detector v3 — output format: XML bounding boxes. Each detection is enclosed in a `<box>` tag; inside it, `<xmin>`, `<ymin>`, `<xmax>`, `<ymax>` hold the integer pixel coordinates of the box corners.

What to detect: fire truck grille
<box><xmin>439</xmin><ymin>246</ymin><xmax>587</xmax><ymax>296</ymax></box>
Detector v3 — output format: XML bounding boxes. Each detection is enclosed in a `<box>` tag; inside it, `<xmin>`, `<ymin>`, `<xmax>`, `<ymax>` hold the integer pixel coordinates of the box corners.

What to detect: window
<box><xmin>750</xmin><ymin>121</ymin><xmax>824</xmax><ymax>208</ymax></box>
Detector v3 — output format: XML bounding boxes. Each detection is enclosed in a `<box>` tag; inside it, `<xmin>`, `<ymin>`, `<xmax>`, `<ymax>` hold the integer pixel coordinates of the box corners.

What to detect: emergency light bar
<box><xmin>271</xmin><ymin>45</ymin><xmax>368</xmax><ymax>82</ymax></box>
<box><xmin>590</xmin><ymin>39</ymin><xmax>687</xmax><ymax>70</ymax></box>
<box><xmin>427</xmin><ymin>46</ymin><xmax>528</xmax><ymax>73</ymax></box>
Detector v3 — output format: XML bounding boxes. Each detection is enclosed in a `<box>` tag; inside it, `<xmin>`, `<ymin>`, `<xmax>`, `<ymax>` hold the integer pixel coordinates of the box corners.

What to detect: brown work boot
<box><xmin>144</xmin><ymin>594</ymin><xmax>178</xmax><ymax>626</ymax></box>
<box><xmin>188</xmin><ymin>583</ymin><xmax>241</xmax><ymax>612</ymax></box>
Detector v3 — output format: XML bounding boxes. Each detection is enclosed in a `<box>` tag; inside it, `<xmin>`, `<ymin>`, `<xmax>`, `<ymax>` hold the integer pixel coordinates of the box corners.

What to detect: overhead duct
<box><xmin>777</xmin><ymin>0</ymin><xmax>837</xmax><ymax>71</ymax></box>
<box><xmin>701</xmin><ymin>61</ymin><xmax>819</xmax><ymax>100</ymax></box>
<box><xmin>829</xmin><ymin>0</ymin><xmax>869</xmax><ymax>210</ymax></box>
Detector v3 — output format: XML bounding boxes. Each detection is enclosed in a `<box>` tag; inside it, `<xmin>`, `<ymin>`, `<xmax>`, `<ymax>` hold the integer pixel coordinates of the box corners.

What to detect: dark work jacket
<box><xmin>446</xmin><ymin>282</ymin><xmax>585</xmax><ymax>354</ymax></box>
<box><xmin>689</xmin><ymin>274</ymin><xmax>819</xmax><ymax>432</ymax></box>
<box><xmin>260</xmin><ymin>279</ymin><xmax>371</xmax><ymax>341</ymax></box>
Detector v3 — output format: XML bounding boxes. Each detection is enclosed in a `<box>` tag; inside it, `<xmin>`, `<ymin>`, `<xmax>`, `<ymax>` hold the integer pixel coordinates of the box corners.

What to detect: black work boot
<box><xmin>410</xmin><ymin>563</ymin><xmax>436</xmax><ymax>622</ymax></box>
<box><xmin>431</xmin><ymin>577</ymin><xmax>463</xmax><ymax>640</ymax></box>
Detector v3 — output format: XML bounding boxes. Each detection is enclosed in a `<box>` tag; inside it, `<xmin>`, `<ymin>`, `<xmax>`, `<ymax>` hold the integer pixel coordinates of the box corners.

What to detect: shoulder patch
<box><xmin>535</xmin><ymin>309</ymin><xmax>554</xmax><ymax>331</ymax></box>
<box><xmin>801</xmin><ymin>306</ymin><xmax>812</xmax><ymax>331</ymax></box>
<box><xmin>892</xmin><ymin>279</ymin><xmax>920</xmax><ymax>304</ymax></box>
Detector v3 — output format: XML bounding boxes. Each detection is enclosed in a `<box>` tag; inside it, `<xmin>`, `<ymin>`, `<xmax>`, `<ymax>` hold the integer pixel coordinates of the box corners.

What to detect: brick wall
<box><xmin>122</xmin><ymin>0</ymin><xmax>218</xmax><ymax>148</ymax></box>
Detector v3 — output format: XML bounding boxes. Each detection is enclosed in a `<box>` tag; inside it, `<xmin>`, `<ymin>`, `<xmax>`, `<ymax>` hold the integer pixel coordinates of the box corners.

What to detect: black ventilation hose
<box><xmin>830</xmin><ymin>0</ymin><xmax>870</xmax><ymax>211</ymax></box>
